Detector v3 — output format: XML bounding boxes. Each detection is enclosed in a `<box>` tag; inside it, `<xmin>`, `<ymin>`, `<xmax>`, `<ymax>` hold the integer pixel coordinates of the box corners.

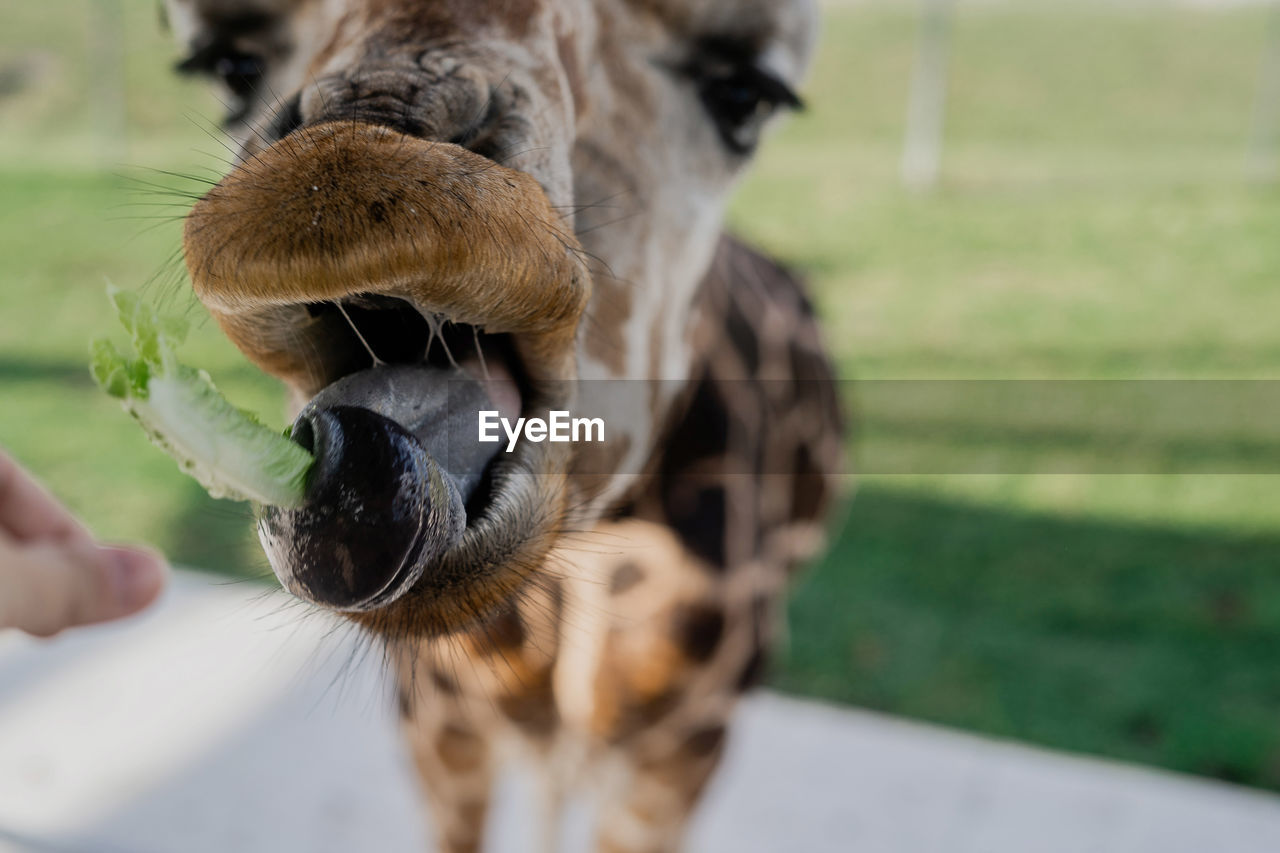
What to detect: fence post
<box><xmin>902</xmin><ymin>0</ymin><xmax>955</xmax><ymax>192</ymax></box>
<box><xmin>1248</xmin><ymin>3</ymin><xmax>1280</xmax><ymax>182</ymax></box>
<box><xmin>88</xmin><ymin>0</ymin><xmax>127</xmax><ymax>165</ymax></box>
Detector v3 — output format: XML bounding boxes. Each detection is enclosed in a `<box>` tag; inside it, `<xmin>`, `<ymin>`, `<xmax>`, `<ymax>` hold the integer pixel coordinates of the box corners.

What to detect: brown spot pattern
<box><xmin>435</xmin><ymin>723</ymin><xmax>486</xmax><ymax>773</ymax></box>
<box><xmin>672</xmin><ymin>602</ymin><xmax>725</xmax><ymax>663</ymax></box>
<box><xmin>609</xmin><ymin>560</ymin><xmax>645</xmax><ymax>595</ymax></box>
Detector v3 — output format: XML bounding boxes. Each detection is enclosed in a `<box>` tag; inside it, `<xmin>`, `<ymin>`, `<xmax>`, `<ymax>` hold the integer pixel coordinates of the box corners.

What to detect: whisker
<box><xmin>335</xmin><ymin>300</ymin><xmax>387</xmax><ymax>367</ymax></box>
<box><xmin>471</xmin><ymin>324</ymin><xmax>491</xmax><ymax>380</ymax></box>
<box><xmin>435</xmin><ymin>317</ymin><xmax>460</xmax><ymax>369</ymax></box>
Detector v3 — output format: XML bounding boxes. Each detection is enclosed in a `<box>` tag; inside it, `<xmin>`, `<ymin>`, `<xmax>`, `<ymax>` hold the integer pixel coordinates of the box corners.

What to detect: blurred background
<box><xmin>3</xmin><ymin>0</ymin><xmax>1280</xmax><ymax>795</ymax></box>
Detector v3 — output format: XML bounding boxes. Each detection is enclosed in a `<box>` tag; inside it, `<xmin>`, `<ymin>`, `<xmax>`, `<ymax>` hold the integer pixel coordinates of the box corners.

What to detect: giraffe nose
<box><xmin>293</xmin><ymin>61</ymin><xmax>491</xmax><ymax>149</ymax></box>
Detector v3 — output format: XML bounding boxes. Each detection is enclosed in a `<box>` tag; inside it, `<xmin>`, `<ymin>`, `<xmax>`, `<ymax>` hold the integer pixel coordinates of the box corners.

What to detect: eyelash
<box><xmin>175</xmin><ymin>43</ymin><xmax>266</xmax><ymax>123</ymax></box>
<box><xmin>175</xmin><ymin>40</ymin><xmax>800</xmax><ymax>148</ymax></box>
<box><xmin>685</xmin><ymin>51</ymin><xmax>803</xmax><ymax>155</ymax></box>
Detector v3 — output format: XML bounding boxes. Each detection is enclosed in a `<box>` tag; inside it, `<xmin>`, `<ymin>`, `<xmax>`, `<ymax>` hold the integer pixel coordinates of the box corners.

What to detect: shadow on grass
<box><xmin>858</xmin><ymin>415</ymin><xmax>1280</xmax><ymax>473</ymax></box>
<box><xmin>162</xmin><ymin>477</ymin><xmax>273</xmax><ymax>585</ymax></box>
<box><xmin>776</xmin><ymin>486</ymin><xmax>1280</xmax><ymax>790</ymax></box>
<box><xmin>0</xmin><ymin>356</ymin><xmax>95</xmax><ymax>386</ymax></box>
<box><xmin>0</xmin><ymin>356</ymin><xmax>268</xmax><ymax>388</ymax></box>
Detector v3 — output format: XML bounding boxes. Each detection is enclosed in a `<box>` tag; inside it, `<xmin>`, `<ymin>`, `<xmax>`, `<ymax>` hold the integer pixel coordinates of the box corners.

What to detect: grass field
<box><xmin>4</xmin><ymin>2</ymin><xmax>1280</xmax><ymax>789</ymax></box>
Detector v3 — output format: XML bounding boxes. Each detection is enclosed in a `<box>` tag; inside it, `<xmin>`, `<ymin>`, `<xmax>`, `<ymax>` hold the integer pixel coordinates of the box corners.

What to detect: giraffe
<box><xmin>161</xmin><ymin>1</ymin><xmax>844</xmax><ymax>850</ymax></box>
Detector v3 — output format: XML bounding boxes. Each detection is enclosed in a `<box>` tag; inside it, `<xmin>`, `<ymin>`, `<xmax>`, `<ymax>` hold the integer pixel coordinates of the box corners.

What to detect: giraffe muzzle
<box><xmin>182</xmin><ymin>121</ymin><xmax>590</xmax><ymax>632</ymax></box>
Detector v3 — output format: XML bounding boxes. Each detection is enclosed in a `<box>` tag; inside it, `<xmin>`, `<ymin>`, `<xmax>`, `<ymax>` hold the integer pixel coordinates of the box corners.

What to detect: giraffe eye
<box><xmin>176</xmin><ymin>42</ymin><xmax>266</xmax><ymax>123</ymax></box>
<box><xmin>684</xmin><ymin>44</ymin><xmax>803</xmax><ymax>156</ymax></box>
<box><xmin>698</xmin><ymin>65</ymin><xmax>800</xmax><ymax>154</ymax></box>
<box><xmin>208</xmin><ymin>50</ymin><xmax>265</xmax><ymax>100</ymax></box>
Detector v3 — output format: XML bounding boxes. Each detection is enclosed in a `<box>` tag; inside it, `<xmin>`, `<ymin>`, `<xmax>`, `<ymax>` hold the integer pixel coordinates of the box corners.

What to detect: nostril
<box><xmin>264</xmin><ymin>93</ymin><xmax>304</xmax><ymax>144</ymax></box>
<box><xmin>289</xmin><ymin>414</ymin><xmax>317</xmax><ymax>455</ymax></box>
<box><xmin>447</xmin><ymin>88</ymin><xmax>502</xmax><ymax>150</ymax></box>
<box><xmin>288</xmin><ymin>408</ymin><xmax>345</xmax><ymax>494</ymax></box>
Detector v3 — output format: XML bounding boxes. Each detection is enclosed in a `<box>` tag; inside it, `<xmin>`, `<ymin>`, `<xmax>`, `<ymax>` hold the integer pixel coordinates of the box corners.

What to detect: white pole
<box><xmin>89</xmin><ymin>0</ymin><xmax>127</xmax><ymax>165</ymax></box>
<box><xmin>902</xmin><ymin>0</ymin><xmax>955</xmax><ymax>192</ymax></box>
<box><xmin>1248</xmin><ymin>3</ymin><xmax>1280</xmax><ymax>182</ymax></box>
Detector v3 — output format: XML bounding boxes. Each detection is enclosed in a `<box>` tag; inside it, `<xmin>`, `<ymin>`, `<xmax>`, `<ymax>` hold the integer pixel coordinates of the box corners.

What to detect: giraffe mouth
<box><xmin>181</xmin><ymin>123</ymin><xmax>589</xmax><ymax>633</ymax></box>
<box><xmin>256</xmin><ymin>294</ymin><xmax>563</xmax><ymax>615</ymax></box>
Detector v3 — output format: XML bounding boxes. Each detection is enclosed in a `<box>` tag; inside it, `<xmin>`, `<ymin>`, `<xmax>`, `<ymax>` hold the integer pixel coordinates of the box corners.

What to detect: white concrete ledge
<box><xmin>1</xmin><ymin>571</ymin><xmax>1277</xmax><ymax>852</ymax></box>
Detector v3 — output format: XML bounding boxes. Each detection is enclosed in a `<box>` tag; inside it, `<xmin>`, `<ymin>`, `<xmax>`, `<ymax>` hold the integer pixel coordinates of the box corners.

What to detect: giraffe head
<box><xmin>164</xmin><ymin>0</ymin><xmax>818</xmax><ymax>637</ymax></box>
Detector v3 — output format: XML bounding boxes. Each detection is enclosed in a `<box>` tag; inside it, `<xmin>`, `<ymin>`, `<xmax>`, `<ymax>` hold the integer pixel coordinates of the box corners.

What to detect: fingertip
<box><xmin>99</xmin><ymin>546</ymin><xmax>169</xmax><ymax>615</ymax></box>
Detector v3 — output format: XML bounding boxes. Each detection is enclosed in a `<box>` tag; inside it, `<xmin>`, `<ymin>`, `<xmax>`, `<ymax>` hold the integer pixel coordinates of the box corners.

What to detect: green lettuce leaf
<box><xmin>90</xmin><ymin>288</ymin><xmax>312</xmax><ymax>507</ymax></box>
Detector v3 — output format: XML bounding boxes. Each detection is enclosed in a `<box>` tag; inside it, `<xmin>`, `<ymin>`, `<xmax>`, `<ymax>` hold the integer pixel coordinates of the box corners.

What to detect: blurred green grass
<box><xmin>3</xmin><ymin>1</ymin><xmax>1280</xmax><ymax>788</ymax></box>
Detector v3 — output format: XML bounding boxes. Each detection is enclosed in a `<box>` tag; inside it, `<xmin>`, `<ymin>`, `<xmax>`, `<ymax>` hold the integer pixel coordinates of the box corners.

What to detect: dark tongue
<box><xmin>300</xmin><ymin>364</ymin><xmax>501</xmax><ymax>498</ymax></box>
<box><xmin>259</xmin><ymin>365</ymin><xmax>502</xmax><ymax>611</ymax></box>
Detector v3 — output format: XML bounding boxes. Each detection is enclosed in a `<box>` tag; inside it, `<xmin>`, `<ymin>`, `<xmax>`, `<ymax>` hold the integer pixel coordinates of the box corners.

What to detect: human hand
<box><xmin>0</xmin><ymin>451</ymin><xmax>167</xmax><ymax>636</ymax></box>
